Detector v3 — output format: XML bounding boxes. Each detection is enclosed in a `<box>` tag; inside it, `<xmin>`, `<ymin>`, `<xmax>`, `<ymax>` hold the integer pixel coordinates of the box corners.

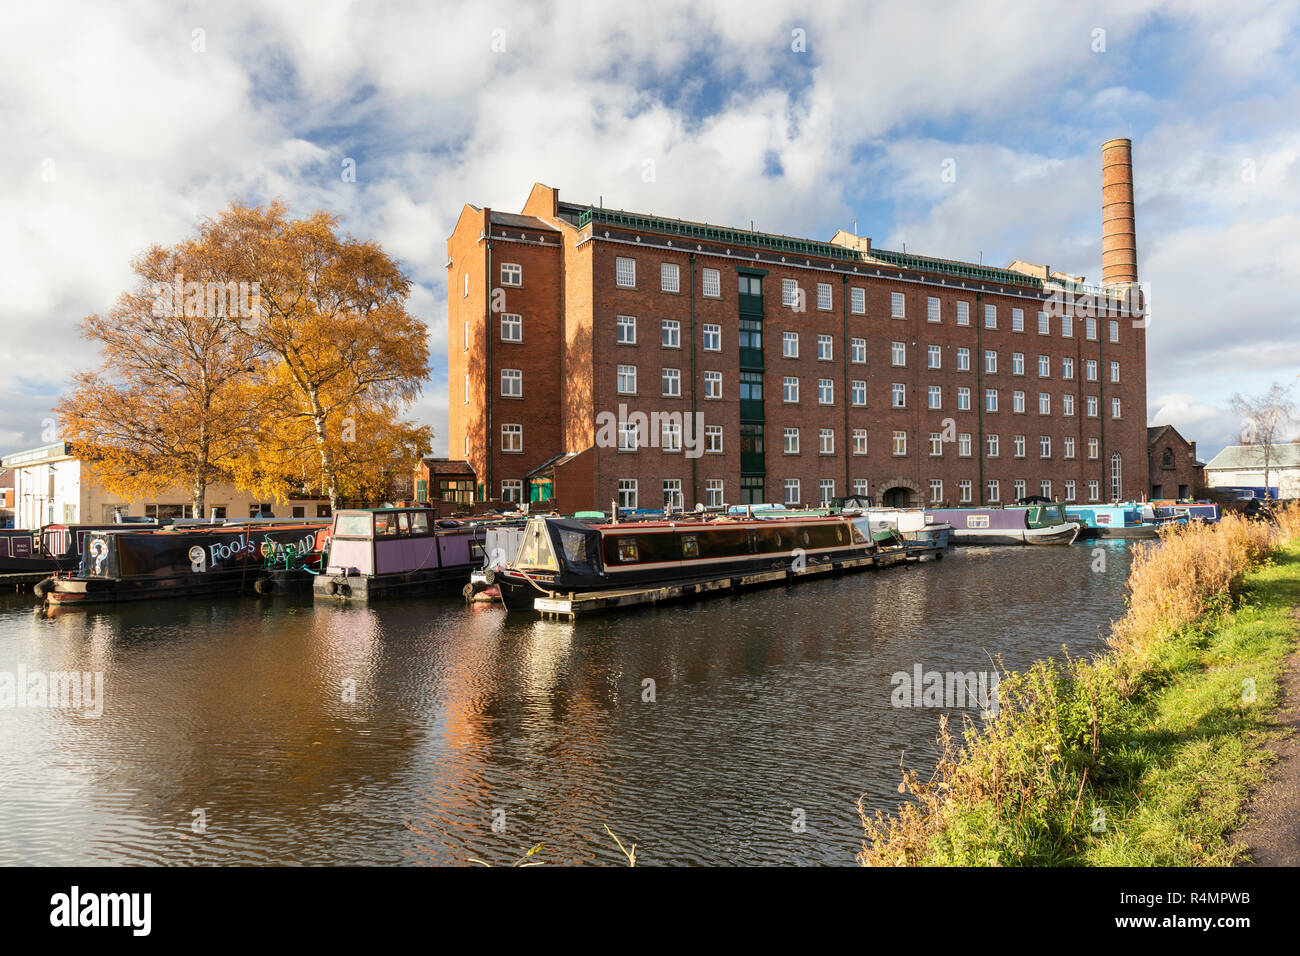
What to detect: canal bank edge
<box><xmin>858</xmin><ymin>513</ymin><xmax>1300</xmax><ymax>866</ymax></box>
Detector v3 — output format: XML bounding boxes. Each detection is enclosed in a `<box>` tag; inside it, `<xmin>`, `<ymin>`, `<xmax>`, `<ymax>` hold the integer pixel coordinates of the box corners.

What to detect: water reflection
<box><xmin>0</xmin><ymin>544</ymin><xmax>1133</xmax><ymax>865</ymax></box>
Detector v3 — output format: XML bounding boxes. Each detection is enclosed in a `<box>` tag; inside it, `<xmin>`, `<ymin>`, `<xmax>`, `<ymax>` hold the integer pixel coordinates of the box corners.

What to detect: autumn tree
<box><xmin>198</xmin><ymin>202</ymin><xmax>432</xmax><ymax>509</ymax></box>
<box><xmin>56</xmin><ymin>242</ymin><xmax>266</xmax><ymax>517</ymax></box>
<box><xmin>1231</xmin><ymin>382</ymin><xmax>1297</xmax><ymax>499</ymax></box>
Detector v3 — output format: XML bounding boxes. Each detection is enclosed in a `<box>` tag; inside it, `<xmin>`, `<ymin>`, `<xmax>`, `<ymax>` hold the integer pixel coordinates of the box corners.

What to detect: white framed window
<box><xmin>1061</xmin><ymin>314</ymin><xmax>1073</xmax><ymax>337</ymax></box>
<box><xmin>662</xmin><ymin>367</ymin><xmax>681</xmax><ymax>397</ymax></box>
<box><xmin>705</xmin><ymin>479</ymin><xmax>724</xmax><ymax>507</ymax></box>
<box><xmin>1112</xmin><ymin>397</ymin><xmax>1122</xmax><ymax>418</ymax></box>
<box><xmin>1086</xmin><ymin>360</ymin><xmax>1098</xmax><ymax>381</ymax></box>
<box><xmin>956</xmin><ymin>301</ymin><xmax>970</xmax><ymax>326</ymax></box>
<box><xmin>819</xmin><ymin>479</ymin><xmax>835</xmax><ymax>504</ymax></box>
<box><xmin>891</xmin><ymin>292</ymin><xmax>905</xmax><ymax>317</ymax></box>
<box><xmin>463</xmin><ymin>320</ymin><xmax>469</xmax><ymax>350</ymax></box>
<box><xmin>702</xmin><ymin>267</ymin><xmax>720</xmax><ymax>298</ymax></box>
<box><xmin>1014</xmin><ymin>434</ymin><xmax>1026</xmax><ymax>458</ymax></box>
<box><xmin>783</xmin><ymin>331</ymin><xmax>799</xmax><ymax>358</ymax></box>
<box><xmin>1037</xmin><ymin>311</ymin><xmax>1049</xmax><ymax>335</ymax></box>
<box><xmin>852</xmin><ymin>429</ymin><xmax>868</xmax><ymax>455</ymax></box>
<box><xmin>501</xmin><ymin>313</ymin><xmax>522</xmax><ymax>342</ymax></box>
<box><xmin>891</xmin><ymin>383</ymin><xmax>906</xmax><ymax>408</ymax></box>
<box><xmin>661</xmin><ymin>319</ymin><xmax>680</xmax><ymax>348</ymax></box>
<box><xmin>783</xmin><ymin>376</ymin><xmax>799</xmax><ymax>403</ymax></box>
<box><xmin>705</xmin><ymin>425</ymin><xmax>723</xmax><ymax>454</ymax></box>
<box><xmin>1037</xmin><ymin>355</ymin><xmax>1050</xmax><ymax>377</ymax></box>
<box><xmin>1109</xmin><ymin>319</ymin><xmax>1119</xmax><ymax>343</ymax></box>
<box><xmin>1040</xmin><ymin>435</ymin><xmax>1052</xmax><ymax>458</ymax></box>
<box><xmin>1063</xmin><ymin>394</ymin><xmax>1075</xmax><ymax>416</ymax></box>
<box><xmin>463</xmin><ymin>273</ymin><xmax>469</xmax><ymax>298</ymax></box>
<box><xmin>617</xmin><ymin>364</ymin><xmax>637</xmax><ymax>394</ymax></box>
<box><xmin>851</xmin><ymin>380</ymin><xmax>866</xmax><ymax>406</ymax></box>
<box><xmin>1011</xmin><ymin>308</ymin><xmax>1024</xmax><ymax>332</ymax></box>
<box><xmin>819</xmin><ymin>429</ymin><xmax>834</xmax><ymax>455</ymax></box>
<box><xmin>957</xmin><ymin>347</ymin><xmax>970</xmax><ymax>371</ymax></box>
<box><xmin>702</xmin><ymin>323</ymin><xmax>721</xmax><ymax>351</ymax></box>
<box><xmin>929</xmin><ymin>432</ymin><xmax>943</xmax><ymax>457</ymax></box>
<box><xmin>927</xmin><ymin>385</ymin><xmax>942</xmax><ymax>409</ymax></box>
<box><xmin>1040</xmin><ymin>479</ymin><xmax>1052</xmax><ymax>500</ymax></box>
<box><xmin>1012</xmin><ymin>352</ymin><xmax>1025</xmax><ymax>375</ymax></box>
<box><xmin>663</xmin><ymin>479</ymin><xmax>683</xmax><ymax>508</ymax></box>
<box><xmin>817</xmin><ymin>282</ymin><xmax>832</xmax><ymax>311</ymax></box>
<box><xmin>851</xmin><ymin>338</ymin><xmax>866</xmax><ymax>363</ymax></box>
<box><xmin>852</xmin><ymin>478</ymin><xmax>869</xmax><ymax>496</ymax></box>
<box><xmin>1087</xmin><ymin>396</ymin><xmax>1099</xmax><ymax>417</ymax></box>
<box><xmin>958</xmin><ymin>433</ymin><xmax>972</xmax><ymax>457</ymax></box>
<box><xmin>1064</xmin><ymin>437</ymin><xmax>1076</xmax><ymax>459</ymax></box>
<box><xmin>1086</xmin><ymin>317</ymin><xmax>1098</xmax><ymax>340</ymax></box>
<box><xmin>818</xmin><ymin>379</ymin><xmax>834</xmax><ymax>405</ymax></box>
<box><xmin>892</xmin><ymin>430</ymin><xmax>907</xmax><ymax>455</ymax></box>
<box><xmin>618</xmin><ymin>479</ymin><xmax>638</xmax><ymax>509</ymax></box>
<box><xmin>1064</xmin><ymin>479</ymin><xmax>1076</xmax><ymax>502</ymax></box>
<box><xmin>463</xmin><ymin>373</ymin><xmax>469</xmax><ymax>404</ymax></box>
<box><xmin>984</xmin><ymin>304</ymin><xmax>997</xmax><ymax>328</ymax></box>
<box><xmin>501</xmin><ymin>423</ymin><xmax>522</xmax><ymax>453</ymax></box>
<box><xmin>850</xmin><ymin>287</ymin><xmax>865</xmax><ymax>314</ymax></box>
<box><xmin>1014</xmin><ymin>479</ymin><xmax>1026</xmax><ymax>500</ymax></box>
<box><xmin>783</xmin><ymin>427</ymin><xmax>800</xmax><ymax>454</ymax></box>
<box><xmin>987</xmin><ymin>480</ymin><xmax>1000</xmax><ymax>503</ymax></box>
<box><xmin>617</xmin><ymin>314</ymin><xmax>636</xmax><ymax>344</ymax></box>
<box><xmin>501</xmin><ymin>368</ymin><xmax>522</xmax><ymax>397</ymax></box>
<box><xmin>1110</xmin><ymin>361</ymin><xmax>1120</xmax><ymax>383</ymax></box>
<box><xmin>817</xmin><ymin>334</ymin><xmax>833</xmax><ymax>361</ymax></box>
<box><xmin>500</xmin><ymin>262</ymin><xmax>522</xmax><ymax>286</ymax></box>
<box><xmin>1013</xmin><ymin>390</ymin><xmax>1026</xmax><ymax>413</ymax></box>
<box><xmin>929</xmin><ymin>479</ymin><xmax>943</xmax><ymax>503</ymax></box>
<box><xmin>986</xmin><ymin>434</ymin><xmax>999</xmax><ymax>457</ymax></box>
<box><xmin>661</xmin><ymin>262</ymin><xmax>680</xmax><ymax>293</ymax></box>
<box><xmin>615</xmin><ymin>257</ymin><xmax>636</xmax><ymax>288</ymax></box>
<box><xmin>1038</xmin><ymin>392</ymin><xmax>1051</xmax><ymax>415</ymax></box>
<box><xmin>661</xmin><ymin>421</ymin><xmax>682</xmax><ymax>452</ymax></box>
<box><xmin>1089</xmin><ymin>479</ymin><xmax>1100</xmax><ymax>502</ymax></box>
<box><xmin>957</xmin><ymin>387</ymin><xmax>971</xmax><ymax>410</ymax></box>
<box><xmin>927</xmin><ymin>297</ymin><xmax>941</xmax><ymax>323</ymax></box>
<box><xmin>928</xmin><ymin>345</ymin><xmax>942</xmax><ymax>369</ymax></box>
<box><xmin>1088</xmin><ymin>438</ymin><xmax>1100</xmax><ymax>460</ymax></box>
<box><xmin>782</xmin><ymin>278</ymin><xmax>799</xmax><ymax>307</ymax></box>
<box><xmin>984</xmin><ymin>349</ymin><xmax>997</xmax><ymax>373</ymax></box>
<box><xmin>1062</xmin><ymin>357</ymin><xmax>1074</xmax><ymax>379</ymax></box>
<box><xmin>501</xmin><ymin>480</ymin><xmax>523</xmax><ymax>503</ymax></box>
<box><xmin>1111</xmin><ymin>451</ymin><xmax>1123</xmax><ymax>500</ymax></box>
<box><xmin>784</xmin><ymin>478</ymin><xmax>801</xmax><ymax>505</ymax></box>
<box><xmin>704</xmin><ymin>371</ymin><xmax>722</xmax><ymax>399</ymax></box>
<box><xmin>958</xmin><ymin>479</ymin><xmax>973</xmax><ymax>503</ymax></box>
<box><xmin>891</xmin><ymin>341</ymin><xmax>906</xmax><ymax>366</ymax></box>
<box><xmin>985</xmin><ymin>388</ymin><xmax>998</xmax><ymax>412</ymax></box>
<box><xmin>618</xmin><ymin>421</ymin><xmax>640</xmax><ymax>451</ymax></box>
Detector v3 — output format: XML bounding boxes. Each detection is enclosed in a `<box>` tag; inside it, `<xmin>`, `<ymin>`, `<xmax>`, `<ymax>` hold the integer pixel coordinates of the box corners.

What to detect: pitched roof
<box><xmin>1204</xmin><ymin>444</ymin><xmax>1300</xmax><ymax>470</ymax></box>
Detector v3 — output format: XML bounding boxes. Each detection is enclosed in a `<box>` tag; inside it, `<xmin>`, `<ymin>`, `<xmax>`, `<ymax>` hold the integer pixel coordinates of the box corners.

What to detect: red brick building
<box><xmin>1146</xmin><ymin>425</ymin><xmax>1205</xmax><ymax>500</ymax></box>
<box><xmin>446</xmin><ymin>140</ymin><xmax>1148</xmax><ymax>511</ymax></box>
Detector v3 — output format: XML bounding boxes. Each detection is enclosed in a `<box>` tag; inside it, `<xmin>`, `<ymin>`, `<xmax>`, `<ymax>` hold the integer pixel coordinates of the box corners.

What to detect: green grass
<box><xmin>863</xmin><ymin>542</ymin><xmax>1300</xmax><ymax>867</ymax></box>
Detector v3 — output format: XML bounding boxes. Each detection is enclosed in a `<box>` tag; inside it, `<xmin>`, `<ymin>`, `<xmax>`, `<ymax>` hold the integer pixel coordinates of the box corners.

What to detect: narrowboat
<box><xmin>862</xmin><ymin>509</ymin><xmax>953</xmax><ymax>549</ymax></box>
<box><xmin>1151</xmin><ymin>501</ymin><xmax>1220</xmax><ymax>523</ymax></box>
<box><xmin>1</xmin><ymin>523</ymin><xmax>156</xmax><ymax>575</ymax></box>
<box><xmin>493</xmin><ymin>513</ymin><xmax>879</xmax><ymax>613</ymax></box>
<box><xmin>922</xmin><ymin>508</ymin><xmax>1079</xmax><ymax>545</ymax></box>
<box><xmin>465</xmin><ymin>522</ymin><xmax>527</xmax><ymax>602</ymax></box>
<box><xmin>313</xmin><ymin>507</ymin><xmax>487</xmax><ymax>600</ymax></box>
<box><xmin>251</xmin><ymin>526</ymin><xmax>333</xmax><ymax>595</ymax></box>
<box><xmin>1065</xmin><ymin>503</ymin><xmax>1186</xmax><ymax>539</ymax></box>
<box><xmin>42</xmin><ymin>523</ymin><xmax>326</xmax><ymax>606</ymax></box>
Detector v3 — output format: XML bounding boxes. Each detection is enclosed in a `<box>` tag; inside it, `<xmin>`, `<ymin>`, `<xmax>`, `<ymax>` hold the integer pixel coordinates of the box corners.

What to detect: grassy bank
<box><xmin>858</xmin><ymin>508</ymin><xmax>1300</xmax><ymax>866</ymax></box>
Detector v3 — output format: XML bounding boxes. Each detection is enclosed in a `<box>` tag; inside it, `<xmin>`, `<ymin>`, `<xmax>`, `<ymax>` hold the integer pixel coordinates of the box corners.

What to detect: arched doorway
<box><xmin>882</xmin><ymin>486</ymin><xmax>913</xmax><ymax>507</ymax></box>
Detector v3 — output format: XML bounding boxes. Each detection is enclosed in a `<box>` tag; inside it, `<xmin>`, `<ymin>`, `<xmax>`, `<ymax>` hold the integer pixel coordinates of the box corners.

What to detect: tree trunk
<box><xmin>308</xmin><ymin>387</ymin><xmax>339</xmax><ymax>511</ymax></box>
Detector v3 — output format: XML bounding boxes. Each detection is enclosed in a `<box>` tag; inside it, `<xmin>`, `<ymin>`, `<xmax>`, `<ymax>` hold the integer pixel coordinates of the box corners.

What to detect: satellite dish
<box><xmin>694</xmin><ymin>502</ymin><xmax>705</xmax><ymax>513</ymax></box>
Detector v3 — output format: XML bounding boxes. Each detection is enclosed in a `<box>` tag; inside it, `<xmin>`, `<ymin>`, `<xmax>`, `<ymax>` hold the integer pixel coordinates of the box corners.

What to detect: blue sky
<box><xmin>2</xmin><ymin>0</ymin><xmax>1298</xmax><ymax>462</ymax></box>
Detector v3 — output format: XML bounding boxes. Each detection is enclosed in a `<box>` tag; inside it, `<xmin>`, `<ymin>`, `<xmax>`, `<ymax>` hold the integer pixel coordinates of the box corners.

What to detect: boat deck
<box><xmin>529</xmin><ymin>543</ymin><xmax>944</xmax><ymax>619</ymax></box>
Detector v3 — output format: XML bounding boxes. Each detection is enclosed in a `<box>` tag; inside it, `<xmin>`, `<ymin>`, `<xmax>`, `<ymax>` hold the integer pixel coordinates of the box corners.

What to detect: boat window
<box><xmin>334</xmin><ymin>514</ymin><xmax>373</xmax><ymax>538</ymax></box>
<box><xmin>559</xmin><ymin>528</ymin><xmax>588</xmax><ymax>565</ymax></box>
<box><xmin>410</xmin><ymin>511</ymin><xmax>430</xmax><ymax>535</ymax></box>
<box><xmin>374</xmin><ymin>513</ymin><xmax>398</xmax><ymax>537</ymax></box>
<box><xmin>851</xmin><ymin>518</ymin><xmax>871</xmax><ymax>544</ymax></box>
<box><xmin>397</xmin><ymin>512</ymin><xmax>410</xmax><ymax>535</ymax></box>
<box><xmin>517</xmin><ymin>524</ymin><xmax>558</xmax><ymax>569</ymax></box>
<box><xmin>681</xmin><ymin>534</ymin><xmax>699</xmax><ymax>559</ymax></box>
<box><xmin>967</xmin><ymin>515</ymin><xmax>990</xmax><ymax>528</ymax></box>
<box><xmin>617</xmin><ymin>538</ymin><xmax>639</xmax><ymax>562</ymax></box>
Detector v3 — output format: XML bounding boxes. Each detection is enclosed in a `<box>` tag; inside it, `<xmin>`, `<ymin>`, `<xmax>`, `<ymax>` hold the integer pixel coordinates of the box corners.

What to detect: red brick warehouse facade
<box><xmin>445</xmin><ymin>140</ymin><xmax>1148</xmax><ymax>512</ymax></box>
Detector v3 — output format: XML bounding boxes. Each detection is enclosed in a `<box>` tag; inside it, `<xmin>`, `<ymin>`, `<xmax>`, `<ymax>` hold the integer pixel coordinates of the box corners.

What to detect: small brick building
<box><xmin>1146</xmin><ymin>424</ymin><xmax>1204</xmax><ymax>499</ymax></box>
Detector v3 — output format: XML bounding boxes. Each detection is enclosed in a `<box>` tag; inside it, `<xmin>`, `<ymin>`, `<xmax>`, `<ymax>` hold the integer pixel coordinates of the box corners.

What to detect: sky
<box><xmin>2</xmin><ymin>0</ymin><xmax>1298</xmax><ymax>463</ymax></box>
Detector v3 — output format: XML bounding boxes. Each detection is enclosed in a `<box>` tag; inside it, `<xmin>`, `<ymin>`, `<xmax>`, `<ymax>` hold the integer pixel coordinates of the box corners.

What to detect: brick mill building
<box><xmin>446</xmin><ymin>139</ymin><xmax>1148</xmax><ymax>513</ymax></box>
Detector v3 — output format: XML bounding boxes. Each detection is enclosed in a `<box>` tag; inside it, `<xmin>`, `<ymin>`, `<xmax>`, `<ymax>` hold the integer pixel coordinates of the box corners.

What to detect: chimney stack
<box><xmin>1101</xmin><ymin>137</ymin><xmax>1138</xmax><ymax>286</ymax></box>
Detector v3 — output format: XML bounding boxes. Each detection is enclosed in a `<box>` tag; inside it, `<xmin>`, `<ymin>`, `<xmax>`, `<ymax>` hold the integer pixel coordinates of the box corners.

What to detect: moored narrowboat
<box><xmin>862</xmin><ymin>509</ymin><xmax>952</xmax><ymax>549</ymax></box>
<box><xmin>314</xmin><ymin>507</ymin><xmax>487</xmax><ymax>600</ymax></box>
<box><xmin>1065</xmin><ymin>503</ymin><xmax>1186</xmax><ymax>539</ymax></box>
<box><xmin>493</xmin><ymin>513</ymin><xmax>880</xmax><ymax>613</ymax></box>
<box><xmin>923</xmin><ymin>507</ymin><xmax>1079</xmax><ymax>545</ymax></box>
<box><xmin>43</xmin><ymin>523</ymin><xmax>325</xmax><ymax>606</ymax></box>
<box><xmin>2</xmin><ymin>522</ymin><xmax>157</xmax><ymax>575</ymax></box>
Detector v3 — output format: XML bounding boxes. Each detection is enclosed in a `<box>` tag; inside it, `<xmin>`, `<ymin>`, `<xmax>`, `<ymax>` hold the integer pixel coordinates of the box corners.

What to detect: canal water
<box><xmin>0</xmin><ymin>542</ymin><xmax>1135</xmax><ymax>866</ymax></box>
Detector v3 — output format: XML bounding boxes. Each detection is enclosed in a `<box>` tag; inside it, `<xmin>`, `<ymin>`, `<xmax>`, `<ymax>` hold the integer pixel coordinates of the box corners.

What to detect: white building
<box><xmin>0</xmin><ymin>442</ymin><xmax>330</xmax><ymax>529</ymax></box>
<box><xmin>1203</xmin><ymin>443</ymin><xmax>1300</xmax><ymax>499</ymax></box>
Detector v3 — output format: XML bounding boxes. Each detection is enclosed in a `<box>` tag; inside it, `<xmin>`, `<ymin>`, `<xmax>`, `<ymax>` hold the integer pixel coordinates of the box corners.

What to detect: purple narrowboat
<box><xmin>314</xmin><ymin>508</ymin><xmax>488</xmax><ymax>600</ymax></box>
<box><xmin>923</xmin><ymin>508</ymin><xmax>1079</xmax><ymax>545</ymax></box>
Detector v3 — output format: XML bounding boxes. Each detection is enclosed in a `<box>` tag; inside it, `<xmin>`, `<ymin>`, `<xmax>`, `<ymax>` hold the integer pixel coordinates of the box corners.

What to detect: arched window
<box><xmin>1161</xmin><ymin>448</ymin><xmax>1174</xmax><ymax>469</ymax></box>
<box><xmin>1111</xmin><ymin>452</ymin><xmax>1123</xmax><ymax>502</ymax></box>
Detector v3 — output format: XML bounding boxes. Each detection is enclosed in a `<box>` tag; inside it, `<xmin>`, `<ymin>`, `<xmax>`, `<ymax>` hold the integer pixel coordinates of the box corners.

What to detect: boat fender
<box><xmin>33</xmin><ymin>577</ymin><xmax>54</xmax><ymax>599</ymax></box>
<box><xmin>254</xmin><ymin>576</ymin><xmax>274</xmax><ymax>595</ymax></box>
<box><xmin>327</xmin><ymin>579</ymin><xmax>340</xmax><ymax>595</ymax></box>
<box><xmin>338</xmin><ymin>582</ymin><xmax>351</xmax><ymax>597</ymax></box>
<box><xmin>462</xmin><ymin>583</ymin><xmax>475</xmax><ymax>602</ymax></box>
<box><xmin>482</xmin><ymin>568</ymin><xmax>496</xmax><ymax>587</ymax></box>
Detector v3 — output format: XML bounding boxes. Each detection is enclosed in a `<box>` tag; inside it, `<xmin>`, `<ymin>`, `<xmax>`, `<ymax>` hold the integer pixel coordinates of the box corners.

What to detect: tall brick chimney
<box><xmin>1101</xmin><ymin>137</ymin><xmax>1138</xmax><ymax>286</ymax></box>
